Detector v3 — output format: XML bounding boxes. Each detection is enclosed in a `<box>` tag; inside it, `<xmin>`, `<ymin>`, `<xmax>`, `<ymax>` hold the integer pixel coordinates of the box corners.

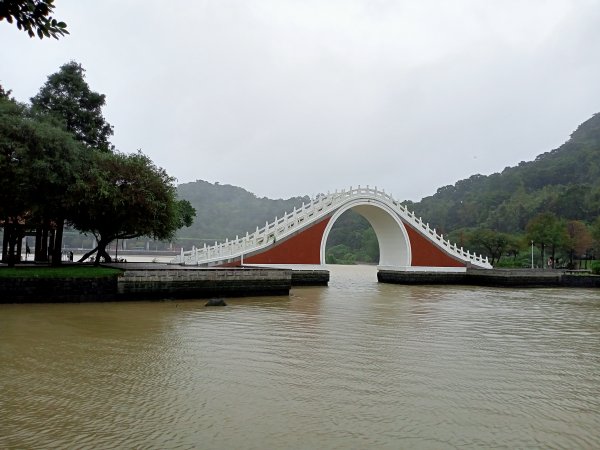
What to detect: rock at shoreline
<box><xmin>205</xmin><ymin>298</ymin><xmax>227</xmax><ymax>307</ymax></box>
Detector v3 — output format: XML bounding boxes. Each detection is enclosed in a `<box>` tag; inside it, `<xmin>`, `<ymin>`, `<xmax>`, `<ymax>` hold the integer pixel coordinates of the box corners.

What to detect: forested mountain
<box><xmin>406</xmin><ymin>113</ymin><xmax>600</xmax><ymax>233</ymax></box>
<box><xmin>176</xmin><ymin>181</ymin><xmax>310</xmax><ymax>246</ymax></box>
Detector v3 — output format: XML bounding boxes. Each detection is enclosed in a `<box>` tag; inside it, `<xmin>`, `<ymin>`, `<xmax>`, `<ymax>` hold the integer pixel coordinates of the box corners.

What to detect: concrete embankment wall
<box><xmin>378</xmin><ymin>268</ymin><xmax>600</xmax><ymax>288</ymax></box>
<box><xmin>291</xmin><ymin>269</ymin><xmax>329</xmax><ymax>286</ymax></box>
<box><xmin>118</xmin><ymin>267</ymin><xmax>291</xmax><ymax>299</ymax></box>
<box><xmin>0</xmin><ymin>267</ymin><xmax>294</xmax><ymax>303</ymax></box>
<box><xmin>0</xmin><ymin>277</ymin><xmax>119</xmax><ymax>303</ymax></box>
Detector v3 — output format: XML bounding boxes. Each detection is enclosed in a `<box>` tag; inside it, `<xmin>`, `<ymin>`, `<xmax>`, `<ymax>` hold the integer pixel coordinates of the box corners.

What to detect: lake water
<box><xmin>1</xmin><ymin>265</ymin><xmax>599</xmax><ymax>449</ymax></box>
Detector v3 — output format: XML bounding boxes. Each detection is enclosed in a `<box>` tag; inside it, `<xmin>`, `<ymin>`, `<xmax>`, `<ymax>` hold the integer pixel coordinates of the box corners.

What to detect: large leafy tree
<box><xmin>31</xmin><ymin>61</ymin><xmax>114</xmax><ymax>152</ymax></box>
<box><xmin>447</xmin><ymin>227</ymin><xmax>522</xmax><ymax>266</ymax></box>
<box><xmin>70</xmin><ymin>151</ymin><xmax>195</xmax><ymax>265</ymax></box>
<box><xmin>30</xmin><ymin>61</ymin><xmax>114</xmax><ymax>263</ymax></box>
<box><xmin>526</xmin><ymin>213</ymin><xmax>568</xmax><ymax>268</ymax></box>
<box><xmin>563</xmin><ymin>220</ymin><xmax>593</xmax><ymax>268</ymax></box>
<box><xmin>0</xmin><ymin>98</ymin><xmax>30</xmax><ymax>266</ymax></box>
<box><xmin>467</xmin><ymin>228</ymin><xmax>511</xmax><ymax>266</ymax></box>
<box><xmin>591</xmin><ymin>217</ymin><xmax>600</xmax><ymax>258</ymax></box>
<box><xmin>0</xmin><ymin>0</ymin><xmax>68</xmax><ymax>39</ymax></box>
<box><xmin>0</xmin><ymin>96</ymin><xmax>83</xmax><ymax>266</ymax></box>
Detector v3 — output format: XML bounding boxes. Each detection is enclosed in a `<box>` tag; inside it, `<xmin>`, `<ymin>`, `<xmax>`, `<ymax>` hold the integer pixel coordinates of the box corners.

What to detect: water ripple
<box><xmin>2</xmin><ymin>266</ymin><xmax>600</xmax><ymax>449</ymax></box>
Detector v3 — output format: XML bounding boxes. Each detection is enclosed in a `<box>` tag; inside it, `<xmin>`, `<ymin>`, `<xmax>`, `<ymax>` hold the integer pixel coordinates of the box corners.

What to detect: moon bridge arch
<box><xmin>320</xmin><ymin>199</ymin><xmax>411</xmax><ymax>267</ymax></box>
<box><xmin>171</xmin><ymin>186</ymin><xmax>492</xmax><ymax>271</ymax></box>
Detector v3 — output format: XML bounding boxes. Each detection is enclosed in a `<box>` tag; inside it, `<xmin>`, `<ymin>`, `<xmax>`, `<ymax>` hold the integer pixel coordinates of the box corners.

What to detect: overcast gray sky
<box><xmin>2</xmin><ymin>0</ymin><xmax>599</xmax><ymax>201</ymax></box>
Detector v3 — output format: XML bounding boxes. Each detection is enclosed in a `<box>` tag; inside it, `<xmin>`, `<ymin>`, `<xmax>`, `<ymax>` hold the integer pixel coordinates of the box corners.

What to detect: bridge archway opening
<box><xmin>322</xmin><ymin>209</ymin><xmax>379</xmax><ymax>264</ymax></box>
<box><xmin>320</xmin><ymin>201</ymin><xmax>411</xmax><ymax>268</ymax></box>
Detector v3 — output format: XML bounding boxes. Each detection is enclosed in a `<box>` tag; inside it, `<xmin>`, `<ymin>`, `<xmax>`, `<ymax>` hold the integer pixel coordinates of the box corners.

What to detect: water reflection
<box><xmin>1</xmin><ymin>265</ymin><xmax>600</xmax><ymax>449</ymax></box>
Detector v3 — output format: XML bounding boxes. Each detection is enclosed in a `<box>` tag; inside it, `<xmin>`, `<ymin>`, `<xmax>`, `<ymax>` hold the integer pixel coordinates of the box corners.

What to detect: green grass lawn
<box><xmin>0</xmin><ymin>266</ymin><xmax>123</xmax><ymax>278</ymax></box>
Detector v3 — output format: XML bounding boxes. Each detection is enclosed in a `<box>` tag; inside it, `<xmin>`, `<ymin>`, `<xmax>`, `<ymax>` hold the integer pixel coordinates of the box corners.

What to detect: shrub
<box><xmin>591</xmin><ymin>262</ymin><xmax>600</xmax><ymax>275</ymax></box>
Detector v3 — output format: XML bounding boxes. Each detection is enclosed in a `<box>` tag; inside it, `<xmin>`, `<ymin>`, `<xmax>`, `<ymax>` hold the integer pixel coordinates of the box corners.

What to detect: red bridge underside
<box><xmin>222</xmin><ymin>217</ymin><xmax>465</xmax><ymax>267</ymax></box>
<box><xmin>239</xmin><ymin>218</ymin><xmax>332</xmax><ymax>265</ymax></box>
<box><xmin>403</xmin><ymin>223</ymin><xmax>464</xmax><ymax>267</ymax></box>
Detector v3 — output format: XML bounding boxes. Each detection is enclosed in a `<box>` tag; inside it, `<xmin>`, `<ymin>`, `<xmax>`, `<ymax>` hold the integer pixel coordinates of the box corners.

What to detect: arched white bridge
<box><xmin>171</xmin><ymin>186</ymin><xmax>492</xmax><ymax>271</ymax></box>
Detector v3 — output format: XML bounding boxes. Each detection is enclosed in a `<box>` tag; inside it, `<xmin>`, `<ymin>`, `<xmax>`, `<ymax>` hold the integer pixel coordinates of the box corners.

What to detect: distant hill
<box><xmin>405</xmin><ymin>112</ymin><xmax>600</xmax><ymax>233</ymax></box>
<box><xmin>176</xmin><ymin>180</ymin><xmax>310</xmax><ymax>246</ymax></box>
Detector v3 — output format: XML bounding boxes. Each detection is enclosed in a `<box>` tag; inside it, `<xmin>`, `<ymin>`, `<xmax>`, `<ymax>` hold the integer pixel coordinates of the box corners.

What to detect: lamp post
<box><xmin>531</xmin><ymin>240</ymin><xmax>534</xmax><ymax>269</ymax></box>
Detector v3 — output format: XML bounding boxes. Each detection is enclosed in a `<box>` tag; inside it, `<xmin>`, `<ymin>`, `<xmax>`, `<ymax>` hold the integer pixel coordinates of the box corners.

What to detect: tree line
<box><xmin>1</xmin><ymin>62</ymin><xmax>195</xmax><ymax>266</ymax></box>
<box><xmin>446</xmin><ymin>215</ymin><xmax>600</xmax><ymax>270</ymax></box>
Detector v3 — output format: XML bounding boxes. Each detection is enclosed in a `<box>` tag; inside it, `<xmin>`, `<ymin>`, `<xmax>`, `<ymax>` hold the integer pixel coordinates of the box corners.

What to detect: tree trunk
<box><xmin>16</xmin><ymin>235</ymin><xmax>23</xmax><ymax>262</ymax></box>
<box><xmin>95</xmin><ymin>240</ymin><xmax>112</xmax><ymax>266</ymax></box>
<box><xmin>51</xmin><ymin>218</ymin><xmax>64</xmax><ymax>267</ymax></box>
<box><xmin>78</xmin><ymin>245</ymin><xmax>99</xmax><ymax>263</ymax></box>
<box><xmin>540</xmin><ymin>243</ymin><xmax>545</xmax><ymax>269</ymax></box>
<box><xmin>6</xmin><ymin>223</ymin><xmax>17</xmax><ymax>268</ymax></box>
<box><xmin>2</xmin><ymin>224</ymin><xmax>8</xmax><ymax>263</ymax></box>
<box><xmin>34</xmin><ymin>226</ymin><xmax>43</xmax><ymax>261</ymax></box>
<box><xmin>40</xmin><ymin>224</ymin><xmax>49</xmax><ymax>262</ymax></box>
<box><xmin>48</xmin><ymin>228</ymin><xmax>55</xmax><ymax>264</ymax></box>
